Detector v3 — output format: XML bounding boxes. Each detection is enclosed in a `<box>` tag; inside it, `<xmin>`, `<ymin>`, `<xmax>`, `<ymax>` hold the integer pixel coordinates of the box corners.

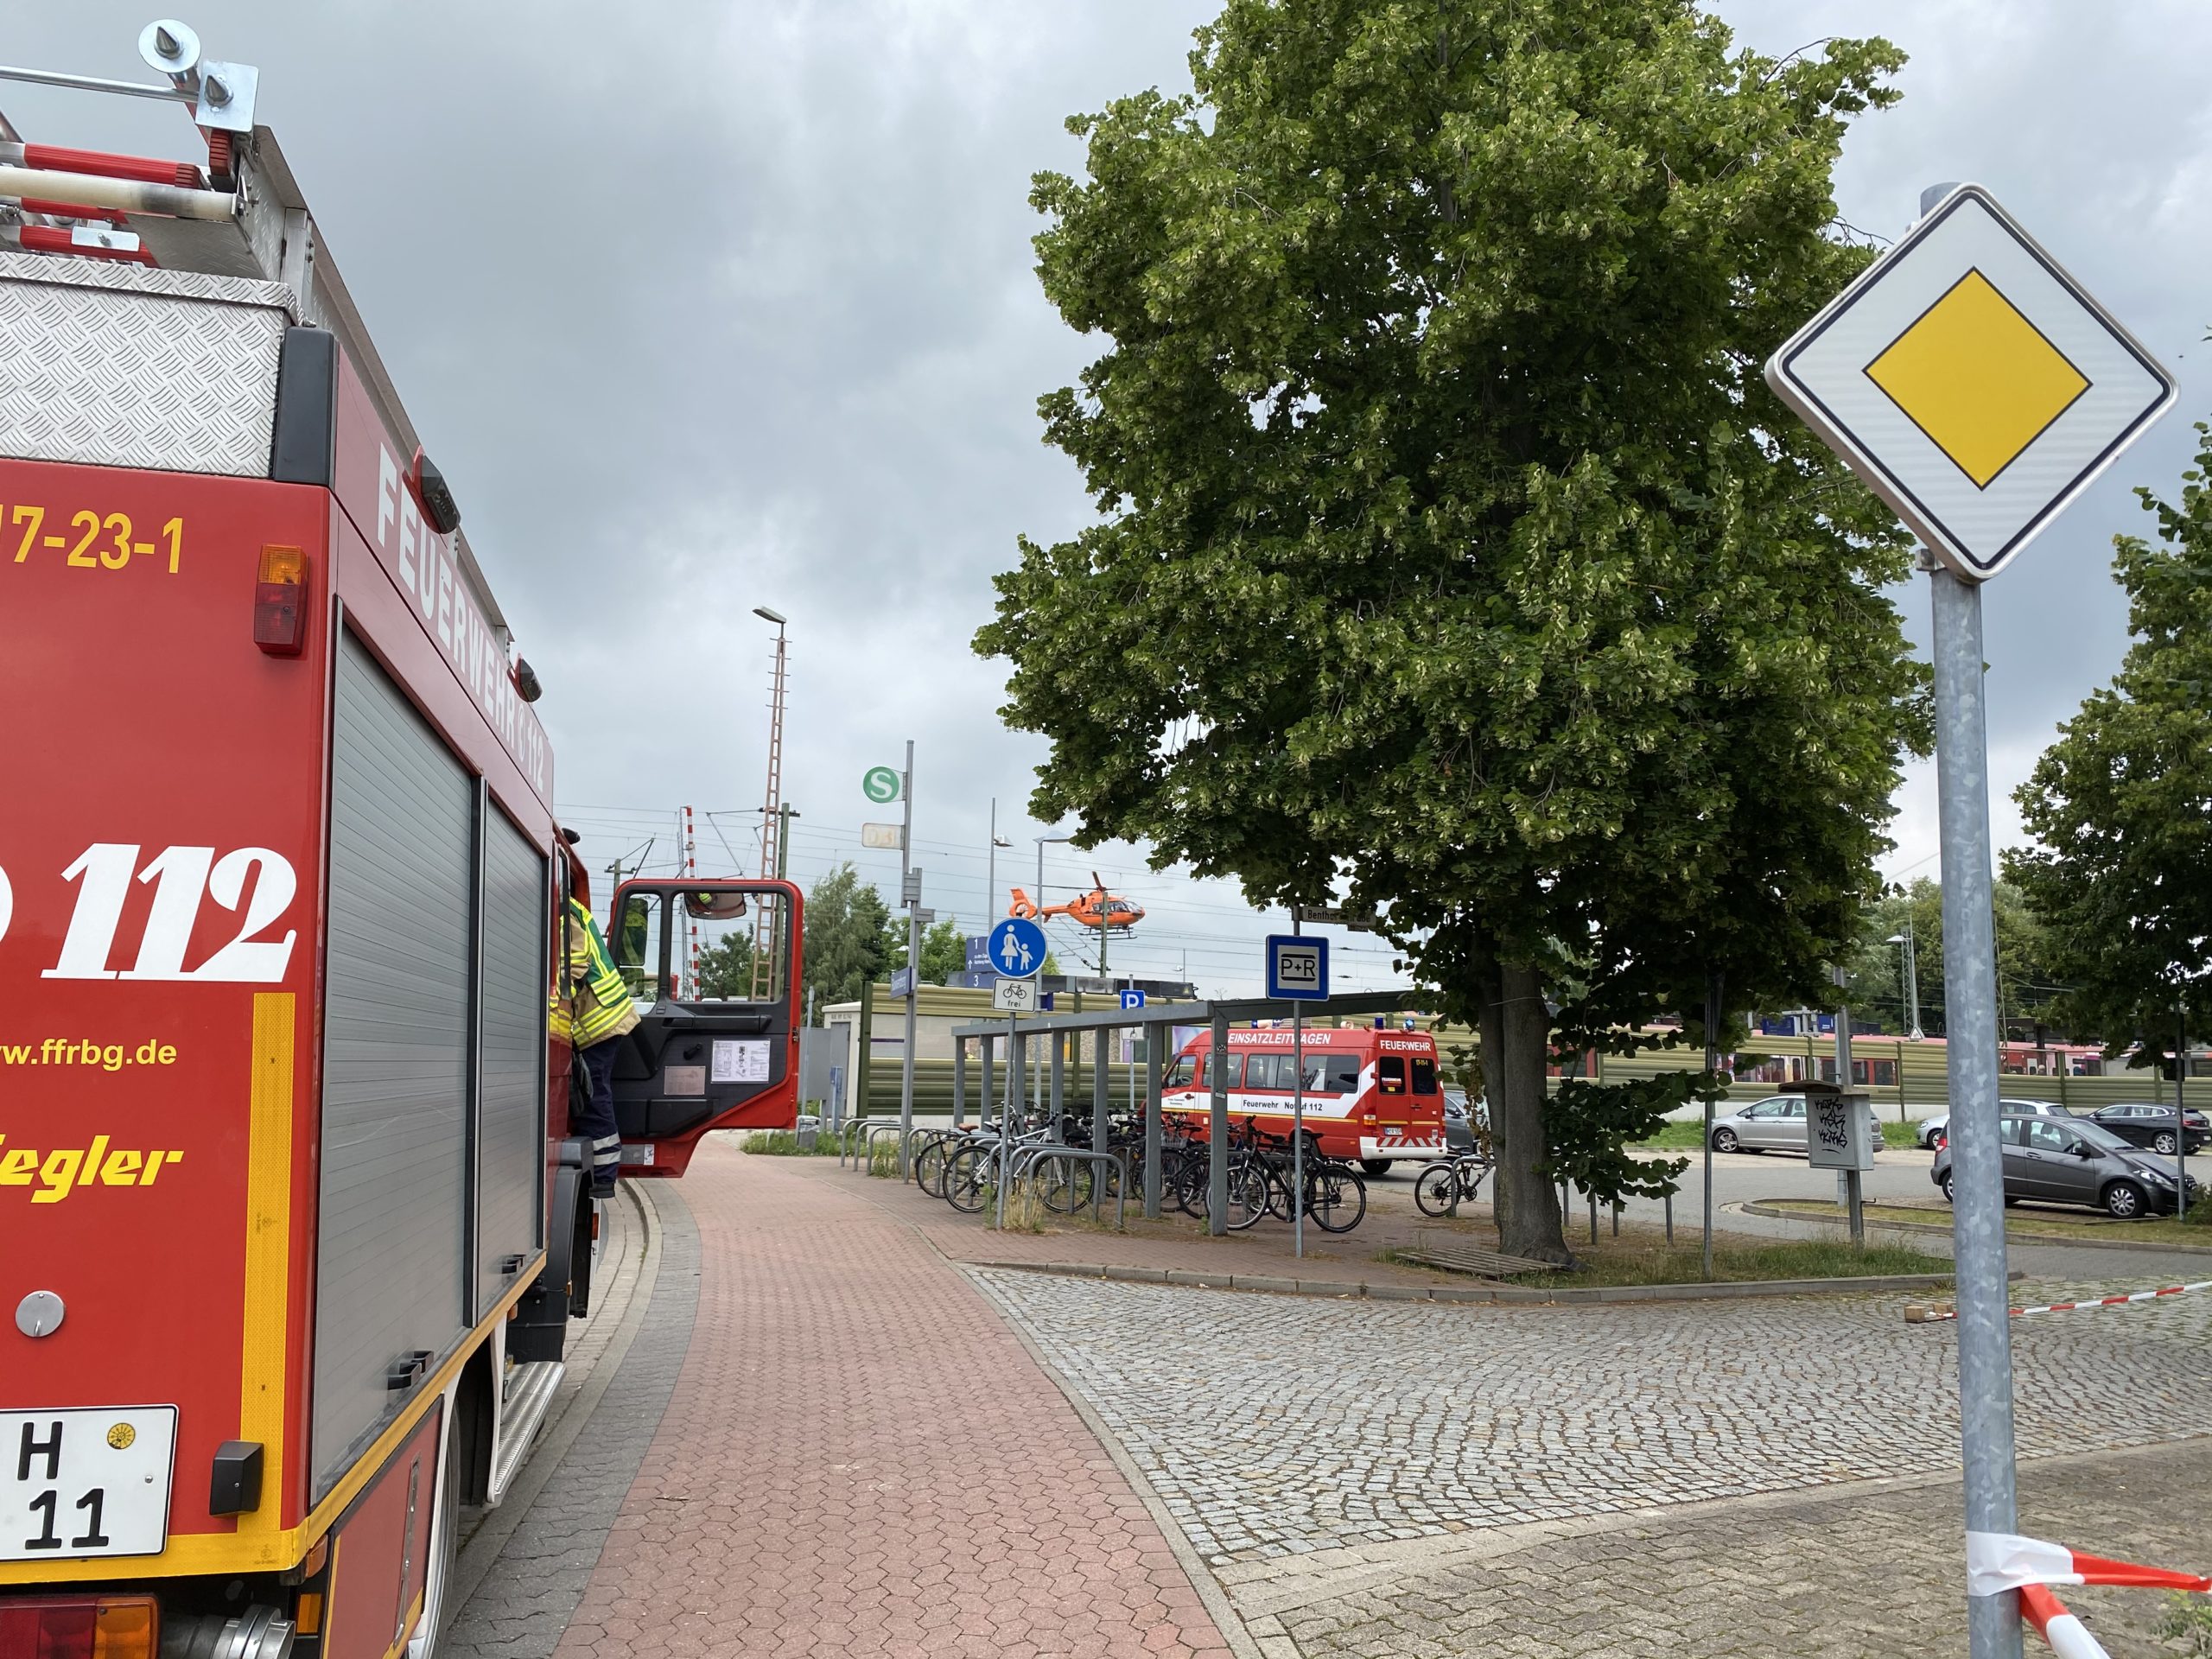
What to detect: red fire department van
<box><xmin>0</xmin><ymin>29</ymin><xmax>798</xmax><ymax>1659</ymax></box>
<box><xmin>1161</xmin><ymin>1026</ymin><xmax>1447</xmax><ymax>1171</ymax></box>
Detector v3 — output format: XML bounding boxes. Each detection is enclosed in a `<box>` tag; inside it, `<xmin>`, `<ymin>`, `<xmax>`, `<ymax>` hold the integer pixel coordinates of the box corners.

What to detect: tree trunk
<box><xmin>1483</xmin><ymin>958</ymin><xmax>1572</xmax><ymax>1264</ymax></box>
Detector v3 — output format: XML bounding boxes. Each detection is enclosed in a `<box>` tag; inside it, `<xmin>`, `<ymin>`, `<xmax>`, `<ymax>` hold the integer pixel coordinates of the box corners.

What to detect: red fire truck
<box><xmin>0</xmin><ymin>27</ymin><xmax>798</xmax><ymax>1659</ymax></box>
<box><xmin>1161</xmin><ymin>1026</ymin><xmax>1447</xmax><ymax>1171</ymax></box>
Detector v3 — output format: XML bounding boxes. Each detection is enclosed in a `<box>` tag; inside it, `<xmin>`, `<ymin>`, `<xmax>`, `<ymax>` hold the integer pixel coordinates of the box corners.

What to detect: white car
<box><xmin>1915</xmin><ymin>1098</ymin><xmax>2070</xmax><ymax>1149</ymax></box>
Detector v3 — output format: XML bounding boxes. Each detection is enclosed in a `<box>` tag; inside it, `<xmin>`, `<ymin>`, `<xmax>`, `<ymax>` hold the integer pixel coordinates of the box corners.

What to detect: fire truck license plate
<box><xmin>2</xmin><ymin>1407</ymin><xmax>177</xmax><ymax>1561</ymax></box>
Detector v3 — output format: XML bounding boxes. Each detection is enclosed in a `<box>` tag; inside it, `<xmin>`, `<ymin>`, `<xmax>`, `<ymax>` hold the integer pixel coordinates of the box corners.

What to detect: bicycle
<box><xmin>1413</xmin><ymin>1150</ymin><xmax>1492</xmax><ymax>1218</ymax></box>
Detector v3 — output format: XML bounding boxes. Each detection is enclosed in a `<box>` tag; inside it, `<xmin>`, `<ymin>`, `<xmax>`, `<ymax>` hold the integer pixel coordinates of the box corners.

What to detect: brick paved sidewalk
<box><xmin>792</xmin><ymin>1153</ymin><xmax>1517</xmax><ymax>1288</ymax></box>
<box><xmin>543</xmin><ymin>1138</ymin><xmax>1236</xmax><ymax>1659</ymax></box>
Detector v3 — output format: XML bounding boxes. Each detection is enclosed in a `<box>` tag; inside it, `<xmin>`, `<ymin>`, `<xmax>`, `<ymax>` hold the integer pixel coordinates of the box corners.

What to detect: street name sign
<box><xmin>1764</xmin><ymin>183</ymin><xmax>2175</xmax><ymax>581</ymax></box>
<box><xmin>1265</xmin><ymin>935</ymin><xmax>1328</xmax><ymax>1001</ymax></box>
<box><xmin>993</xmin><ymin>976</ymin><xmax>1039</xmax><ymax>1013</ymax></box>
<box><xmin>986</xmin><ymin>917</ymin><xmax>1047</xmax><ymax>980</ymax></box>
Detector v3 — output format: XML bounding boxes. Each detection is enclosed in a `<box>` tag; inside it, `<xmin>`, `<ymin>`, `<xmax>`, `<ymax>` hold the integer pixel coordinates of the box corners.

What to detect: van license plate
<box><xmin>1</xmin><ymin>1407</ymin><xmax>177</xmax><ymax>1560</ymax></box>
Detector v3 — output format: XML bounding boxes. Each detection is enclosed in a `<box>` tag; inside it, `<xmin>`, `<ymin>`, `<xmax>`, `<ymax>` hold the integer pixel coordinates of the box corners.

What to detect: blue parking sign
<box><xmin>1119</xmin><ymin>988</ymin><xmax>1146</xmax><ymax>1011</ymax></box>
<box><xmin>987</xmin><ymin>917</ymin><xmax>1048</xmax><ymax>980</ymax></box>
<box><xmin>1265</xmin><ymin>935</ymin><xmax>1329</xmax><ymax>1001</ymax></box>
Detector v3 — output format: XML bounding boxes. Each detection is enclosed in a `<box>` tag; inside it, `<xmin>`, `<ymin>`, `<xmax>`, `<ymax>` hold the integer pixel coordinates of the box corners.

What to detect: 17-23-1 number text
<box><xmin>9</xmin><ymin>505</ymin><xmax>183</xmax><ymax>574</ymax></box>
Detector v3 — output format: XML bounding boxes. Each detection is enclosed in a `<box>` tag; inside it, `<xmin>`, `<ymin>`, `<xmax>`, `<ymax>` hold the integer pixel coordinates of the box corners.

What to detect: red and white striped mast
<box><xmin>681</xmin><ymin>804</ymin><xmax>698</xmax><ymax>999</ymax></box>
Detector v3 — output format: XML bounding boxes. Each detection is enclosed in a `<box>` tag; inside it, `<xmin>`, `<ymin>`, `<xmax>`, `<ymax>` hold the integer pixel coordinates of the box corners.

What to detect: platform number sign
<box><xmin>1265</xmin><ymin>935</ymin><xmax>1328</xmax><ymax>1001</ymax></box>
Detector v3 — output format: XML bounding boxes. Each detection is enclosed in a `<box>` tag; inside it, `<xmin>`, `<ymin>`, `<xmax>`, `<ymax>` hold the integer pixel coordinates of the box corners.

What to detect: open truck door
<box><xmin>601</xmin><ymin>879</ymin><xmax>804</xmax><ymax>1177</ymax></box>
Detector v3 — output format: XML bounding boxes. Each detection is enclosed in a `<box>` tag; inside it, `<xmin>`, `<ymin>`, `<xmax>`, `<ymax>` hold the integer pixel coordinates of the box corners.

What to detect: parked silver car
<box><xmin>1915</xmin><ymin>1097</ymin><xmax>2069</xmax><ymax>1149</ymax></box>
<box><xmin>1707</xmin><ymin>1096</ymin><xmax>1811</xmax><ymax>1154</ymax></box>
<box><xmin>1931</xmin><ymin>1113</ymin><xmax>2198</xmax><ymax>1218</ymax></box>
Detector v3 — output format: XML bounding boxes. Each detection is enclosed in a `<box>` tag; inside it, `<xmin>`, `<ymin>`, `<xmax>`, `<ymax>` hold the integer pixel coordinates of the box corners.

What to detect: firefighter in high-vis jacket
<box><xmin>557</xmin><ymin>855</ymin><xmax>639</xmax><ymax>1198</ymax></box>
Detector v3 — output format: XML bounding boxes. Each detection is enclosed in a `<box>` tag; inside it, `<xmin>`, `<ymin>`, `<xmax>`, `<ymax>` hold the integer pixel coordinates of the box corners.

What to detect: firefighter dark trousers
<box><xmin>576</xmin><ymin>1038</ymin><xmax>622</xmax><ymax>1196</ymax></box>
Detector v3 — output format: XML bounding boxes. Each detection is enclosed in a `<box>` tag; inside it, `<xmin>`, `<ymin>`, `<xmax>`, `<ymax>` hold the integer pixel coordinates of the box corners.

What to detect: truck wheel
<box><xmin>416</xmin><ymin>1408</ymin><xmax>465</xmax><ymax>1656</ymax></box>
<box><xmin>1360</xmin><ymin>1159</ymin><xmax>1392</xmax><ymax>1178</ymax></box>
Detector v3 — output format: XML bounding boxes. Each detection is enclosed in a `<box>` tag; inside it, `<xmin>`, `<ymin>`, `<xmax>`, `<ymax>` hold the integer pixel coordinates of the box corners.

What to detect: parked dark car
<box><xmin>1916</xmin><ymin>1097</ymin><xmax>2072</xmax><ymax>1150</ymax></box>
<box><xmin>1932</xmin><ymin>1113</ymin><xmax>2197</xmax><ymax>1218</ymax></box>
<box><xmin>2084</xmin><ymin>1103</ymin><xmax>2211</xmax><ymax>1157</ymax></box>
<box><xmin>1440</xmin><ymin>1087</ymin><xmax>1483</xmax><ymax>1153</ymax></box>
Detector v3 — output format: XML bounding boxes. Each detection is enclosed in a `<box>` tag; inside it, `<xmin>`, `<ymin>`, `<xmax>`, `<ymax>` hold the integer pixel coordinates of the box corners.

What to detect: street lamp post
<box><xmin>985</xmin><ymin>799</ymin><xmax>1011</xmax><ymax>926</ymax></box>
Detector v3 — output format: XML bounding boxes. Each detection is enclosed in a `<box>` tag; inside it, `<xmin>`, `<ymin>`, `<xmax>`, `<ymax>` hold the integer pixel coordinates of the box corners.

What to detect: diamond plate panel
<box><xmin>0</xmin><ymin>256</ymin><xmax>290</xmax><ymax>476</ymax></box>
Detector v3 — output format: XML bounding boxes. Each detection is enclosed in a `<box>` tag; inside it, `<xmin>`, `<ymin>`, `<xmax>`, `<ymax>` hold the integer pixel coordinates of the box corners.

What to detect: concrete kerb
<box><xmin>442</xmin><ymin>1178</ymin><xmax>660</xmax><ymax>1633</ymax></box>
<box><xmin>1736</xmin><ymin>1198</ymin><xmax>2212</xmax><ymax>1256</ymax></box>
<box><xmin>969</xmin><ymin>1256</ymin><xmax>1972</xmax><ymax>1306</ymax></box>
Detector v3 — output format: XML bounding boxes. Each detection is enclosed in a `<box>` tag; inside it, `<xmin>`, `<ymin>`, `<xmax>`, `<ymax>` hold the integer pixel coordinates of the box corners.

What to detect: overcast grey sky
<box><xmin>11</xmin><ymin>4</ymin><xmax>2209</xmax><ymax>996</ymax></box>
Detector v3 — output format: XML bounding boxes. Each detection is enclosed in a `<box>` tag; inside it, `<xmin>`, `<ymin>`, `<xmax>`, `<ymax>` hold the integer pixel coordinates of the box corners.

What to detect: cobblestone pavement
<box><xmin>1224</xmin><ymin>1438</ymin><xmax>2212</xmax><ymax>1658</ymax></box>
<box><xmin>971</xmin><ymin>1269</ymin><xmax>2212</xmax><ymax>1567</ymax></box>
<box><xmin>461</xmin><ymin>1140</ymin><xmax>1235</xmax><ymax>1659</ymax></box>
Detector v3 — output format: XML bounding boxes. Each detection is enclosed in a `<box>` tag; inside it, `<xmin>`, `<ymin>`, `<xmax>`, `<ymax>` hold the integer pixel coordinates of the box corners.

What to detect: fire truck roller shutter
<box><xmin>476</xmin><ymin>804</ymin><xmax>547</xmax><ymax>1315</ymax></box>
<box><xmin>315</xmin><ymin>631</ymin><xmax>474</xmax><ymax>1501</ymax></box>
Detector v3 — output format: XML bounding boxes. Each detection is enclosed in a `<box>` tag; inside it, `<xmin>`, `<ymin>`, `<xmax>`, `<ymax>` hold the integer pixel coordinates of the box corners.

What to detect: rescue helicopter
<box><xmin>1006</xmin><ymin>873</ymin><xmax>1146</xmax><ymax>932</ymax></box>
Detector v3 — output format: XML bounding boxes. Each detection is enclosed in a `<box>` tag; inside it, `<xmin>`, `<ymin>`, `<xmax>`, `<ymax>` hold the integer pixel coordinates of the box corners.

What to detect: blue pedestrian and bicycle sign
<box><xmin>987</xmin><ymin>917</ymin><xmax>1047</xmax><ymax>980</ymax></box>
<box><xmin>1265</xmin><ymin>934</ymin><xmax>1329</xmax><ymax>1001</ymax></box>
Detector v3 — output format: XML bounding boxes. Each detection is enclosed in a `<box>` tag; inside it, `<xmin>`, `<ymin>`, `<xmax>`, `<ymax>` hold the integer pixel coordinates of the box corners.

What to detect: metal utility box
<box><xmin>1807</xmin><ymin>1090</ymin><xmax>1878</xmax><ymax>1171</ymax></box>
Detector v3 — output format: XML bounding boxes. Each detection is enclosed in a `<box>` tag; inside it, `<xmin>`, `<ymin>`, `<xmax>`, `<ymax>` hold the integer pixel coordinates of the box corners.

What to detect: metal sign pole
<box><xmin>1292</xmin><ymin>915</ymin><xmax>1305</xmax><ymax>1260</ymax></box>
<box><xmin>898</xmin><ymin>739</ymin><xmax>918</xmax><ymax>1178</ymax></box>
<box><xmin>2177</xmin><ymin>1007</ymin><xmax>2190</xmax><ymax>1222</ymax></box>
<box><xmin>1208</xmin><ymin>1007</ymin><xmax>1230</xmax><ymax>1236</ymax></box>
<box><xmin>1931</xmin><ymin>564</ymin><xmax>2023</xmax><ymax>1659</ymax></box>
<box><xmin>999</xmin><ymin>1011</ymin><xmax>1020</xmax><ymax>1230</ymax></box>
<box><xmin>1702</xmin><ymin>970</ymin><xmax>1721</xmax><ymax>1282</ymax></box>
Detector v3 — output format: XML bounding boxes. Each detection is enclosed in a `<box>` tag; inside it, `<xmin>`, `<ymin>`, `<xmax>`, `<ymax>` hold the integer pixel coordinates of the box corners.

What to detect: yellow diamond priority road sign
<box><xmin>1765</xmin><ymin>184</ymin><xmax>2175</xmax><ymax>580</ymax></box>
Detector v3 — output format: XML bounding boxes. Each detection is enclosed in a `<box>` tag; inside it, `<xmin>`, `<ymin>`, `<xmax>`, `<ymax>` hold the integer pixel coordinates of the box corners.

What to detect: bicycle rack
<box><xmin>859</xmin><ymin>1122</ymin><xmax>907</xmax><ymax>1173</ymax></box>
<box><xmin>1006</xmin><ymin>1143</ymin><xmax>1126</xmax><ymax>1230</ymax></box>
<box><xmin>836</xmin><ymin>1116</ymin><xmax>887</xmax><ymax>1169</ymax></box>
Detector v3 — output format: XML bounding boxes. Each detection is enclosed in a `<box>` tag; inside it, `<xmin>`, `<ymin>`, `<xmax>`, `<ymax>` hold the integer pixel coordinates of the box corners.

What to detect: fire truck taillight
<box><xmin>0</xmin><ymin>1593</ymin><xmax>157</xmax><ymax>1659</ymax></box>
<box><xmin>253</xmin><ymin>543</ymin><xmax>308</xmax><ymax>656</ymax></box>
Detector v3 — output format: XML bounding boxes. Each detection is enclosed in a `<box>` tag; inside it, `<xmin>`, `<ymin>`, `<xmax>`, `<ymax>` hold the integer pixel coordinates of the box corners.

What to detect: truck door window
<box><xmin>1410</xmin><ymin>1058</ymin><xmax>1439</xmax><ymax>1095</ymax></box>
<box><xmin>613</xmin><ymin>893</ymin><xmax>665</xmax><ymax>997</ymax></box>
<box><xmin>1377</xmin><ymin>1055</ymin><xmax>1406</xmax><ymax>1095</ymax></box>
<box><xmin>688</xmin><ymin>888</ymin><xmax>791</xmax><ymax>1002</ymax></box>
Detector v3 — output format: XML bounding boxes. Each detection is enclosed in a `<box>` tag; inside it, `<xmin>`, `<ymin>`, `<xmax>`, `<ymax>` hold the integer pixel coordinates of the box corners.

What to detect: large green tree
<box><xmin>2007</xmin><ymin>421</ymin><xmax>2212</xmax><ymax>1075</ymax></box>
<box><xmin>886</xmin><ymin>914</ymin><xmax>971</xmax><ymax>985</ymax></box>
<box><xmin>802</xmin><ymin>863</ymin><xmax>895</xmax><ymax>1009</ymax></box>
<box><xmin>1835</xmin><ymin>877</ymin><xmax>2061</xmax><ymax>1040</ymax></box>
<box><xmin>978</xmin><ymin>0</ymin><xmax>1917</xmax><ymax>1259</ymax></box>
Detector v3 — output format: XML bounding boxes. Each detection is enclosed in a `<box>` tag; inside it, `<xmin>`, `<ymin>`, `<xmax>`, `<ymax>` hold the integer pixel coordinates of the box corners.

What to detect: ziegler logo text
<box><xmin>0</xmin><ymin>1135</ymin><xmax>182</xmax><ymax>1204</ymax></box>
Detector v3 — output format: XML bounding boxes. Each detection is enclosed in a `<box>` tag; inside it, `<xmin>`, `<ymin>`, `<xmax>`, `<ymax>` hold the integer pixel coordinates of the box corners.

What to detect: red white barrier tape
<box><xmin>1970</xmin><ymin>1533</ymin><xmax>2211</xmax><ymax>1656</ymax></box>
<box><xmin>1967</xmin><ymin>1530</ymin><xmax>2212</xmax><ymax>1599</ymax></box>
<box><xmin>1906</xmin><ymin>1278</ymin><xmax>2212</xmax><ymax>1323</ymax></box>
<box><xmin>2018</xmin><ymin>1583</ymin><xmax>2109</xmax><ymax>1659</ymax></box>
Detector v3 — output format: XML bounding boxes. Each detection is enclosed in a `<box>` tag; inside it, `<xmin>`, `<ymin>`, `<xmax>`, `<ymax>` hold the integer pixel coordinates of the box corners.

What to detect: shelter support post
<box><xmin>1208</xmin><ymin>1009</ymin><xmax>1230</xmax><ymax>1236</ymax></box>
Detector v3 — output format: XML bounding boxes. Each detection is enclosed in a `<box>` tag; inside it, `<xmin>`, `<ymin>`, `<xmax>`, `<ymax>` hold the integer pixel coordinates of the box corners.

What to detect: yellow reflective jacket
<box><xmin>555</xmin><ymin>899</ymin><xmax>640</xmax><ymax>1049</ymax></box>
